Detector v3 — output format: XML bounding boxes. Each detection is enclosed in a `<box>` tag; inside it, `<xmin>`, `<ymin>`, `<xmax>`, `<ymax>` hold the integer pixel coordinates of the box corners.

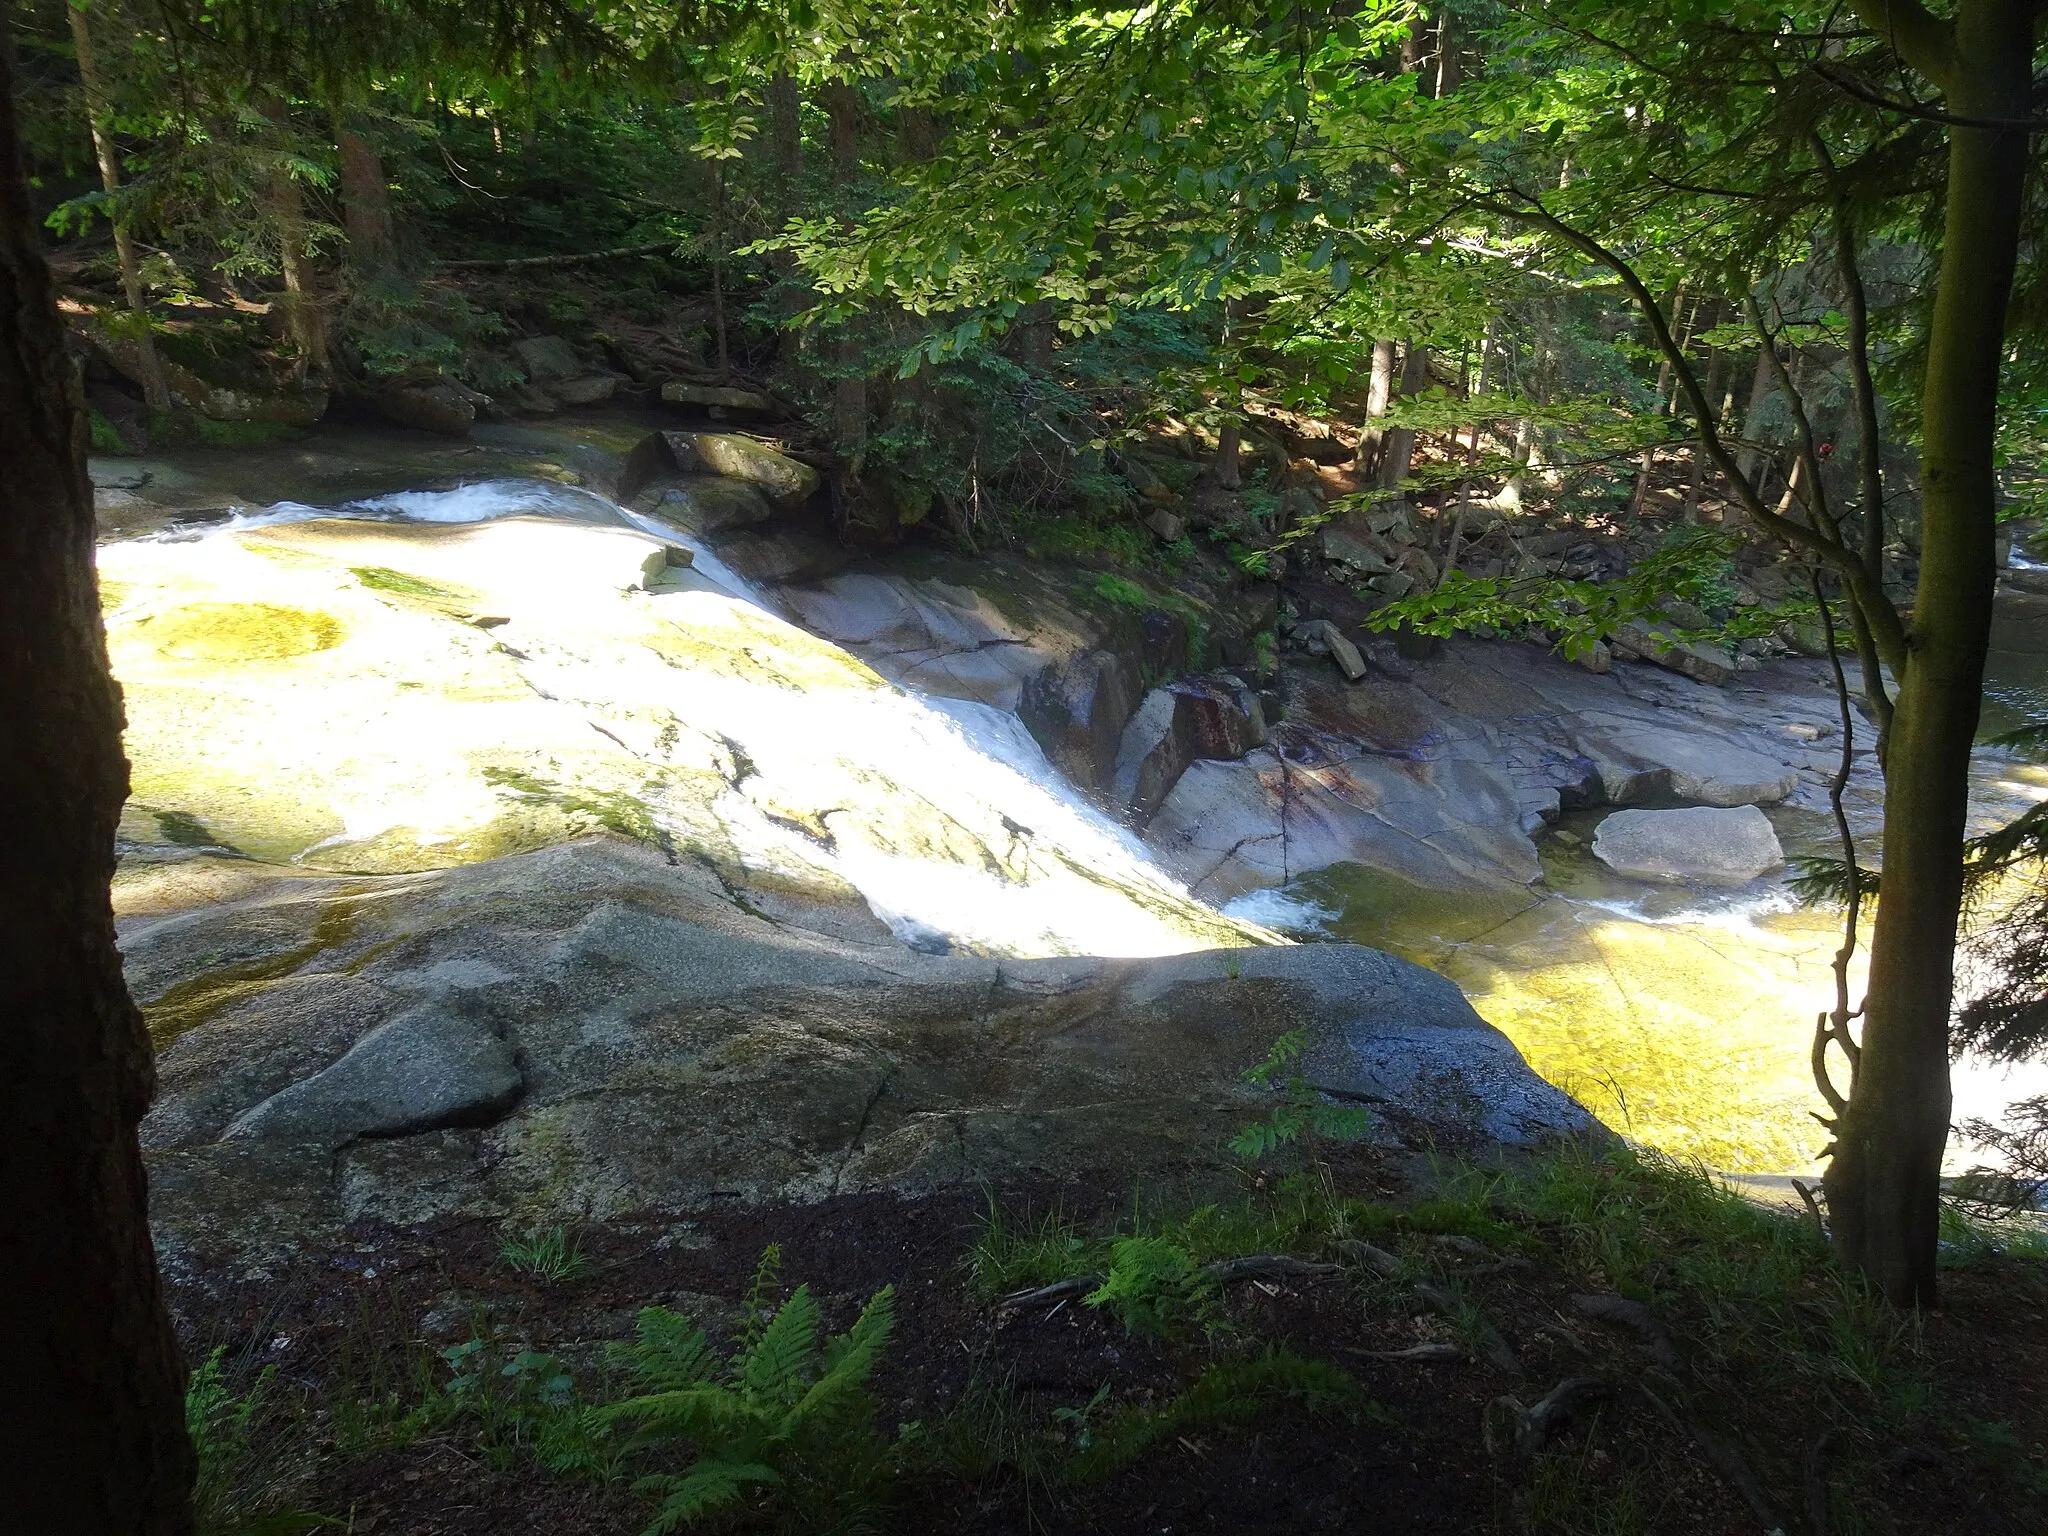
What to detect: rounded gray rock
<box><xmin>1590</xmin><ymin>805</ymin><xmax>1784</xmax><ymax>885</ymax></box>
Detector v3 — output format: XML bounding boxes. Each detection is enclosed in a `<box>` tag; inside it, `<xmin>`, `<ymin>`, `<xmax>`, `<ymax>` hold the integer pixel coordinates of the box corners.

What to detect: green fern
<box><xmin>1230</xmin><ymin>1030</ymin><xmax>1372</xmax><ymax>1163</ymax></box>
<box><xmin>1084</xmin><ymin>1235</ymin><xmax>1216</xmax><ymax>1339</ymax></box>
<box><xmin>605</xmin><ymin>1247</ymin><xmax>898</xmax><ymax>1533</ymax></box>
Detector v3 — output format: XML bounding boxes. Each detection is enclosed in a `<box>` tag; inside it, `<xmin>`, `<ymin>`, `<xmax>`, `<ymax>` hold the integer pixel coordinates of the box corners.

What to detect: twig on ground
<box><xmin>1348</xmin><ymin>1341</ymin><xmax>1464</xmax><ymax>1363</ymax></box>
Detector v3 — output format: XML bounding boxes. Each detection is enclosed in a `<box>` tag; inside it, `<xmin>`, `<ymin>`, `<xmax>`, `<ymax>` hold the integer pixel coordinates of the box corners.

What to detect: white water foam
<box><xmin>170</xmin><ymin>478</ymin><xmax>1262</xmax><ymax>956</ymax></box>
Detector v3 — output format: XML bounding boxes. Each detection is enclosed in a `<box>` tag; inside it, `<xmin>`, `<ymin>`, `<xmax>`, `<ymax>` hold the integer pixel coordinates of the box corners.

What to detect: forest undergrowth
<box><xmin>180</xmin><ymin>1144</ymin><xmax>2048</xmax><ymax>1536</ymax></box>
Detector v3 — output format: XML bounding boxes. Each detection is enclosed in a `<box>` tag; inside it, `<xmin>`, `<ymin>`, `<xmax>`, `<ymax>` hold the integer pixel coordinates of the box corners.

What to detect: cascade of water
<box><xmin>142</xmin><ymin>477</ymin><xmax>1270</xmax><ymax>957</ymax></box>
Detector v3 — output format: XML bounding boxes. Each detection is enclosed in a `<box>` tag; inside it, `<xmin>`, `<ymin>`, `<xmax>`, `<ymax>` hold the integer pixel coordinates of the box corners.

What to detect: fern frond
<box><xmin>734</xmin><ymin>1244</ymin><xmax>785</xmax><ymax>1359</ymax></box>
<box><xmin>799</xmin><ymin>1287</ymin><xmax>896</xmax><ymax>1421</ymax></box>
<box><xmin>621</xmin><ymin>1307</ymin><xmax>716</xmax><ymax>1393</ymax></box>
<box><xmin>740</xmin><ymin>1285</ymin><xmax>821</xmax><ymax>1407</ymax></box>
<box><xmin>600</xmin><ymin>1383</ymin><xmax>755</xmax><ymax>1437</ymax></box>
<box><xmin>639</xmin><ymin>1460</ymin><xmax>781</xmax><ymax>1532</ymax></box>
<box><xmin>1966</xmin><ymin>800</ymin><xmax>2048</xmax><ymax>878</ymax></box>
<box><xmin>1986</xmin><ymin>720</ymin><xmax>2048</xmax><ymax>753</ymax></box>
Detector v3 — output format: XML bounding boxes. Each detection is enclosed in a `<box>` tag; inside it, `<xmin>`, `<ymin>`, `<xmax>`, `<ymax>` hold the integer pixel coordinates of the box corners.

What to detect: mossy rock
<box><xmin>139</xmin><ymin>603</ymin><xmax>345</xmax><ymax>663</ymax></box>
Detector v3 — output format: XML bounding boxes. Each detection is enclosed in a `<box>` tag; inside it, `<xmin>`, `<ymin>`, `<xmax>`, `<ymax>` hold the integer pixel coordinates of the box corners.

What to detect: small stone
<box><xmin>1572</xmin><ymin>641</ymin><xmax>1613</xmax><ymax>675</ymax></box>
<box><xmin>1591</xmin><ymin>805</ymin><xmax>1784</xmax><ymax>885</ymax></box>
<box><xmin>1311</xmin><ymin>621</ymin><xmax>1368</xmax><ymax>682</ymax></box>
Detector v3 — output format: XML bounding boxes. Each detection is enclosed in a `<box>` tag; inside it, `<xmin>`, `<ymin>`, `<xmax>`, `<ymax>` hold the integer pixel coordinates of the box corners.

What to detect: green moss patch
<box><xmin>144</xmin><ymin>602</ymin><xmax>345</xmax><ymax>662</ymax></box>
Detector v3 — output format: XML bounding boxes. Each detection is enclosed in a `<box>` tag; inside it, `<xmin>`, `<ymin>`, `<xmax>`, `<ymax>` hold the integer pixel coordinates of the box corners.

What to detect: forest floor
<box><xmin>178</xmin><ymin>1147</ymin><xmax>2048</xmax><ymax>1536</ymax></box>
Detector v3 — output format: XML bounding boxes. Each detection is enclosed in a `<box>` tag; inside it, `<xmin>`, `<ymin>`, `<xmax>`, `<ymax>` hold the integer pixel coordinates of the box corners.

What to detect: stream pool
<box><xmin>1237</xmin><ymin>592</ymin><xmax>2048</xmax><ymax>1177</ymax></box>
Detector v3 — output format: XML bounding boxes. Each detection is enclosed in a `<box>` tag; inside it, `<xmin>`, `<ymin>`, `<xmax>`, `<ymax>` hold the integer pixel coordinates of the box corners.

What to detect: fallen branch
<box><xmin>1335</xmin><ymin>1238</ymin><xmax>1404</xmax><ymax>1277</ymax></box>
<box><xmin>1484</xmin><ymin>1376</ymin><xmax>1614</xmax><ymax>1458</ymax></box>
<box><xmin>1634</xmin><ymin>1377</ymin><xmax>1782</xmax><ymax>1530</ymax></box>
<box><xmin>440</xmin><ymin>240</ymin><xmax>675</xmax><ymax>273</ymax></box>
<box><xmin>1205</xmin><ymin>1255</ymin><xmax>1345</xmax><ymax>1284</ymax></box>
<box><xmin>1349</xmin><ymin>1341</ymin><xmax>1464</xmax><ymax>1363</ymax></box>
<box><xmin>995</xmin><ymin>1275</ymin><xmax>1100</xmax><ymax>1311</ymax></box>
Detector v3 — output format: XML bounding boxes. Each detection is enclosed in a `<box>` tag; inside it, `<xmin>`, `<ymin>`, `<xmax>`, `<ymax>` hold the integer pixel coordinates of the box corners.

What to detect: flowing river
<box><xmin>96</xmin><ymin>438</ymin><xmax>2048</xmax><ymax>1181</ymax></box>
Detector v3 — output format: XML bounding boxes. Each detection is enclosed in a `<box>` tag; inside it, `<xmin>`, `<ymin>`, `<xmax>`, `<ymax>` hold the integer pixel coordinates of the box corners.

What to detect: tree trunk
<box><xmin>1353</xmin><ymin>336</ymin><xmax>1396</xmax><ymax>476</ymax></box>
<box><xmin>1686</xmin><ymin>344</ymin><xmax>1725</xmax><ymax>520</ymax></box>
<box><xmin>66</xmin><ymin>0</ymin><xmax>168</xmax><ymax>409</ymax></box>
<box><xmin>334</xmin><ymin>116</ymin><xmax>394</xmax><ymax>269</ymax></box>
<box><xmin>1734</xmin><ymin>345</ymin><xmax>1774</xmax><ymax>488</ymax></box>
<box><xmin>0</xmin><ymin>12</ymin><xmax>194</xmax><ymax>1527</ymax></box>
<box><xmin>1378</xmin><ymin>341</ymin><xmax>1430</xmax><ymax>494</ymax></box>
<box><xmin>1630</xmin><ymin>286</ymin><xmax>1687</xmax><ymax>519</ymax></box>
<box><xmin>768</xmin><ymin>73</ymin><xmax>803</xmax><ymax>185</ymax></box>
<box><xmin>259</xmin><ymin>97</ymin><xmax>327</xmax><ymax>379</ymax></box>
<box><xmin>1212</xmin><ymin>419</ymin><xmax>1242</xmax><ymax>489</ymax></box>
<box><xmin>825</xmin><ymin>78</ymin><xmax>866</xmax><ymax>470</ymax></box>
<box><xmin>1824</xmin><ymin>0</ymin><xmax>2038</xmax><ymax>1307</ymax></box>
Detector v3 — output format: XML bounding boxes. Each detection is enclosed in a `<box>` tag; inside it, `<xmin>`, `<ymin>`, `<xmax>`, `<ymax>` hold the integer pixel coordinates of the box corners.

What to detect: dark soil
<box><xmin>173</xmin><ymin>1166</ymin><xmax>2048</xmax><ymax>1536</ymax></box>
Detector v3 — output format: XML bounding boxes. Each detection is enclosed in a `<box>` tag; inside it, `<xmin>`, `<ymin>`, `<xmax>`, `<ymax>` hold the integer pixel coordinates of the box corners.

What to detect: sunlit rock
<box><xmin>1590</xmin><ymin>805</ymin><xmax>1785</xmax><ymax>885</ymax></box>
<box><xmin>133</xmin><ymin>838</ymin><xmax>1599</xmax><ymax>1279</ymax></box>
<box><xmin>101</xmin><ymin>500</ymin><xmax>1256</xmax><ymax>959</ymax></box>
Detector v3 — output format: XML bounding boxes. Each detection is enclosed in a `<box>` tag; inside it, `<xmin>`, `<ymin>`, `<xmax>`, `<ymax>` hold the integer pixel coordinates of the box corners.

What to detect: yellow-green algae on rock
<box><xmin>101</xmin><ymin>512</ymin><xmax>1263</xmax><ymax>958</ymax></box>
<box><xmin>1288</xmin><ymin>858</ymin><xmax>1859</xmax><ymax>1174</ymax></box>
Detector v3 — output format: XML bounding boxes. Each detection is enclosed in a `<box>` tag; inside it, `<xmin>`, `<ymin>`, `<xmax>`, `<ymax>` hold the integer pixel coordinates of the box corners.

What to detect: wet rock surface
<box><xmin>131</xmin><ymin>837</ymin><xmax>1598</xmax><ymax>1283</ymax></box>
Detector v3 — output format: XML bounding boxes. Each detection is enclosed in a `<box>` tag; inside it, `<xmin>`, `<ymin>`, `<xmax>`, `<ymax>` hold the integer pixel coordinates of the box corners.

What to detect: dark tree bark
<box><xmin>1823</xmin><ymin>0</ymin><xmax>2041</xmax><ymax>1306</ymax></box>
<box><xmin>259</xmin><ymin>95</ymin><xmax>327</xmax><ymax>378</ymax></box>
<box><xmin>0</xmin><ymin>9</ymin><xmax>194</xmax><ymax>1527</ymax></box>
<box><xmin>768</xmin><ymin>72</ymin><xmax>803</xmax><ymax>184</ymax></box>
<box><xmin>333</xmin><ymin>115</ymin><xmax>394</xmax><ymax>269</ymax></box>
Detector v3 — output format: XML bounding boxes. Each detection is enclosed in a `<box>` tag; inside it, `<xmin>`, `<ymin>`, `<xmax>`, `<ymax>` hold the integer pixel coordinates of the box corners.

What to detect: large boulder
<box><xmin>513</xmin><ymin>335</ymin><xmax>583</xmax><ymax>384</ymax></box>
<box><xmin>1109</xmin><ymin>676</ymin><xmax>1268</xmax><ymax>825</ymax></box>
<box><xmin>641</xmin><ymin>474</ymin><xmax>775</xmax><ymax>534</ymax></box>
<box><xmin>1590</xmin><ymin>805</ymin><xmax>1785</xmax><ymax>885</ymax></box>
<box><xmin>1611</xmin><ymin>620</ymin><xmax>1735</xmax><ymax>687</ymax></box>
<box><xmin>1575</xmin><ymin>721</ymin><xmax>1799</xmax><ymax>807</ymax></box>
<box><xmin>89</xmin><ymin>323</ymin><xmax>328</xmax><ymax>426</ymax></box>
<box><xmin>1145</xmin><ymin>731</ymin><xmax>1541</xmax><ymax>902</ymax></box>
<box><xmin>1021</xmin><ymin>648</ymin><xmax>1145</xmax><ymax>788</ymax></box>
<box><xmin>370</xmin><ymin>380</ymin><xmax>479</xmax><ymax>437</ymax></box>
<box><xmin>656</xmin><ymin>430</ymin><xmax>821</xmax><ymax>508</ymax></box>
<box><xmin>551</xmin><ymin>374</ymin><xmax>619</xmax><ymax>408</ymax></box>
<box><xmin>130</xmin><ymin>836</ymin><xmax>1600</xmax><ymax>1281</ymax></box>
<box><xmin>661</xmin><ymin>380</ymin><xmax>774</xmax><ymax>413</ymax></box>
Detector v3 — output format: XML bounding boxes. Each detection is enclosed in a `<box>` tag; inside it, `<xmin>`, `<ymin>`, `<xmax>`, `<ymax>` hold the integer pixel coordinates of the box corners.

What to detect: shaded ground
<box><xmin>175</xmin><ymin>1150</ymin><xmax>2048</xmax><ymax>1535</ymax></box>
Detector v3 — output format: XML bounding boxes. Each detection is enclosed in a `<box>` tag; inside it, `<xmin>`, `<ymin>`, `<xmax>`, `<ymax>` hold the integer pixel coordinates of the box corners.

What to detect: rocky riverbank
<box><xmin>93</xmin><ymin>416</ymin><xmax>2037</xmax><ymax>1276</ymax></box>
